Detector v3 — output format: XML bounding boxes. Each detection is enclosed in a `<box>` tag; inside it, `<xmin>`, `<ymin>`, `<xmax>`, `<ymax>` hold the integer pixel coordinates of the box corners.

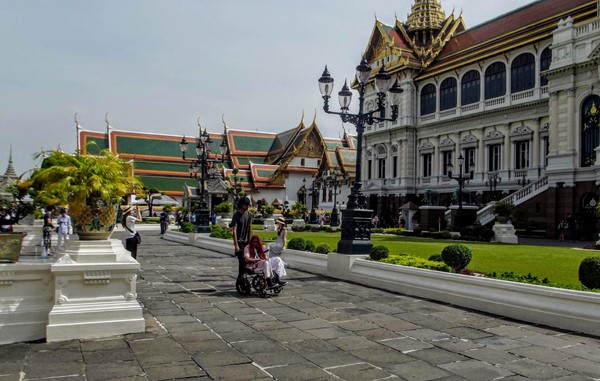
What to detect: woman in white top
<box><xmin>268</xmin><ymin>217</ymin><xmax>287</xmax><ymax>257</ymax></box>
<box><xmin>56</xmin><ymin>208</ymin><xmax>71</xmax><ymax>251</ymax></box>
<box><xmin>122</xmin><ymin>205</ymin><xmax>141</xmax><ymax>259</ymax></box>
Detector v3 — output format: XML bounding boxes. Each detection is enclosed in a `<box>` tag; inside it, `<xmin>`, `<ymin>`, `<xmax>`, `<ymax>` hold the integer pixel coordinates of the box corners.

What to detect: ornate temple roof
<box><xmin>0</xmin><ymin>147</ymin><xmax>18</xmax><ymax>192</ymax></box>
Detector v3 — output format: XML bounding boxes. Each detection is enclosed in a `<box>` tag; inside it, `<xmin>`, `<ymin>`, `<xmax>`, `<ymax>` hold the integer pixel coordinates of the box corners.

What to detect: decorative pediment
<box><xmin>461</xmin><ymin>134</ymin><xmax>478</xmax><ymax>143</ymax></box>
<box><xmin>206</xmin><ymin>178</ymin><xmax>228</xmax><ymax>195</ymax></box>
<box><xmin>419</xmin><ymin>141</ymin><xmax>435</xmax><ymax>151</ymax></box>
<box><xmin>439</xmin><ymin>137</ymin><xmax>455</xmax><ymax>147</ymax></box>
<box><xmin>511</xmin><ymin>124</ymin><xmax>533</xmax><ymax>137</ymax></box>
<box><xmin>484</xmin><ymin>130</ymin><xmax>504</xmax><ymax>141</ymax></box>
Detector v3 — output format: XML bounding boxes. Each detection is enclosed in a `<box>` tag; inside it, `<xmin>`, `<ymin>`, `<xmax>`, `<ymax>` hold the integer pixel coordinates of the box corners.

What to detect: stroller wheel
<box><xmin>236</xmin><ymin>277</ymin><xmax>251</xmax><ymax>295</ymax></box>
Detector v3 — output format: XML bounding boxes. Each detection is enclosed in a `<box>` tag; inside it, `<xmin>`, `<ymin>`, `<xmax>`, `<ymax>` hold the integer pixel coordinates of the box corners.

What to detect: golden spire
<box><xmin>406</xmin><ymin>0</ymin><xmax>446</xmax><ymax>32</ymax></box>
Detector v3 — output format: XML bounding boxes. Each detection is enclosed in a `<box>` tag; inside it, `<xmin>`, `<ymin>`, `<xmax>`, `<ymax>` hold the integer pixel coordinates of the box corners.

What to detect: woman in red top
<box><xmin>244</xmin><ymin>235</ymin><xmax>287</xmax><ymax>286</ymax></box>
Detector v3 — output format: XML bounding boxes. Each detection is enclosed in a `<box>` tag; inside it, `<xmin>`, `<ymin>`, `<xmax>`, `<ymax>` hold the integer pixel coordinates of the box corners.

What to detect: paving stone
<box><xmin>555</xmin><ymin>356</ymin><xmax>600</xmax><ymax>378</ymax></box>
<box><xmin>407</xmin><ymin>347</ymin><xmax>469</xmax><ymax>365</ymax></box>
<box><xmin>170</xmin><ymin>330</ymin><xmax>220</xmax><ymax>342</ymax></box>
<box><xmin>0</xmin><ymin>374</ymin><xmax>20</xmax><ymax>381</ymax></box>
<box><xmin>395</xmin><ymin>313</ymin><xmax>459</xmax><ymax>330</ymax></box>
<box><xmin>249</xmin><ymin>320</ymin><xmax>292</xmax><ymax>331</ymax></box>
<box><xmin>27</xmin><ymin>348</ymin><xmax>83</xmax><ymax>363</ymax></box>
<box><xmin>399</xmin><ymin>328</ymin><xmax>453</xmax><ymax>342</ymax></box>
<box><xmin>557</xmin><ymin>343</ymin><xmax>600</xmax><ymax>362</ymax></box>
<box><xmin>144</xmin><ymin>360</ymin><xmax>206</xmax><ymax>381</ymax></box>
<box><xmin>265</xmin><ymin>362</ymin><xmax>332</xmax><ymax>381</ymax></box>
<box><xmin>249</xmin><ymin>349</ymin><xmax>307</xmax><ymax>367</ymax></box>
<box><xmin>230</xmin><ymin>339</ymin><xmax>285</xmax><ymax>355</ymax></box>
<box><xmin>349</xmin><ymin>347</ymin><xmax>414</xmax><ymax>366</ymax></box>
<box><xmin>205</xmin><ymin>320</ymin><xmax>250</xmax><ymax>333</ymax></box>
<box><xmin>283</xmin><ymin>339</ymin><xmax>339</xmax><ymax>354</ymax></box>
<box><xmin>332</xmin><ymin>319</ymin><xmax>380</xmax><ymax>332</ymax></box>
<box><xmin>498</xmin><ymin>358</ymin><xmax>572</xmax><ymax>379</ymax></box>
<box><xmin>262</xmin><ymin>327</ymin><xmax>316</xmax><ymax>342</ymax></box>
<box><xmin>388</xmin><ymin>359</ymin><xmax>452</xmax><ymax>381</ymax></box>
<box><xmin>128</xmin><ymin>337</ymin><xmax>182</xmax><ymax>353</ymax></box>
<box><xmin>302</xmin><ymin>350</ymin><xmax>362</xmax><ymax>368</ymax></box>
<box><xmin>326</xmin><ymin>362</ymin><xmax>394</xmax><ymax>381</ymax></box>
<box><xmin>438</xmin><ymin>359</ymin><xmax>514</xmax><ymax>381</ymax></box>
<box><xmin>327</xmin><ymin>336</ymin><xmax>383</xmax><ymax>351</ymax></box>
<box><xmin>81</xmin><ymin>339</ymin><xmax>130</xmax><ymax>352</ymax></box>
<box><xmin>83</xmin><ymin>348</ymin><xmax>136</xmax><ymax>364</ymax></box>
<box><xmin>219</xmin><ymin>329</ymin><xmax>267</xmax><ymax>342</ymax></box>
<box><xmin>462</xmin><ymin>347</ymin><xmax>522</xmax><ymax>364</ymax></box>
<box><xmin>519</xmin><ymin>334</ymin><xmax>578</xmax><ymax>349</ymax></box>
<box><xmin>473</xmin><ymin>336</ymin><xmax>531</xmax><ymax>351</ymax></box>
<box><xmin>508</xmin><ymin>345</ymin><xmax>572</xmax><ymax>363</ymax></box>
<box><xmin>485</xmin><ymin>325</ymin><xmax>534</xmax><ymax>339</ymax></box>
<box><xmin>204</xmin><ymin>363</ymin><xmax>270</xmax><ymax>381</ymax></box>
<box><xmin>434</xmin><ymin>339</ymin><xmax>484</xmax><ymax>352</ymax></box>
<box><xmin>380</xmin><ymin>337</ymin><xmax>434</xmax><ymax>352</ymax></box>
<box><xmin>85</xmin><ymin>361</ymin><xmax>144</xmax><ymax>381</ymax></box>
<box><xmin>442</xmin><ymin>327</ymin><xmax>493</xmax><ymax>340</ymax></box>
<box><xmin>0</xmin><ymin>344</ymin><xmax>28</xmax><ymax>362</ymax></box>
<box><xmin>134</xmin><ymin>347</ymin><xmax>191</xmax><ymax>366</ymax></box>
<box><xmin>179</xmin><ymin>339</ymin><xmax>232</xmax><ymax>355</ymax></box>
<box><xmin>0</xmin><ymin>362</ymin><xmax>22</xmax><ymax>374</ymax></box>
<box><xmin>305</xmin><ymin>327</ymin><xmax>353</xmax><ymax>340</ymax></box>
<box><xmin>24</xmin><ymin>361</ymin><xmax>83</xmax><ymax>379</ymax></box>
<box><xmin>288</xmin><ymin>318</ymin><xmax>333</xmax><ymax>330</ymax></box>
<box><xmin>192</xmin><ymin>349</ymin><xmax>250</xmax><ymax>368</ymax></box>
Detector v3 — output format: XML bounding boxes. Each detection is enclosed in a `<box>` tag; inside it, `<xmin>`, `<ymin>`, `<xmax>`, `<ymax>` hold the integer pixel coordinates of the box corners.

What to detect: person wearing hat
<box><xmin>267</xmin><ymin>216</ymin><xmax>287</xmax><ymax>258</ymax></box>
<box><xmin>122</xmin><ymin>205</ymin><xmax>142</xmax><ymax>259</ymax></box>
<box><xmin>56</xmin><ymin>208</ymin><xmax>71</xmax><ymax>252</ymax></box>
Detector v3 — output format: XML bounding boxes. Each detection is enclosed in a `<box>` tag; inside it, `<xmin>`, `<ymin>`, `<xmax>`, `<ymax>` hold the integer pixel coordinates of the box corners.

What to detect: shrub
<box><xmin>431</xmin><ymin>230</ymin><xmax>452</xmax><ymax>240</ymax></box>
<box><xmin>428</xmin><ymin>254</ymin><xmax>443</xmax><ymax>262</ymax></box>
<box><xmin>287</xmin><ymin>237</ymin><xmax>306</xmax><ymax>250</ymax></box>
<box><xmin>441</xmin><ymin>244</ymin><xmax>472</xmax><ymax>272</ymax></box>
<box><xmin>213</xmin><ymin>201</ymin><xmax>233</xmax><ymax>213</ymax></box>
<box><xmin>209</xmin><ymin>224</ymin><xmax>232</xmax><ymax>239</ymax></box>
<box><xmin>325</xmin><ymin>226</ymin><xmax>334</xmax><ymax>233</ymax></box>
<box><xmin>381</xmin><ymin>254</ymin><xmax>450</xmax><ymax>272</ymax></box>
<box><xmin>310</xmin><ymin>225</ymin><xmax>322</xmax><ymax>232</ymax></box>
<box><xmin>370</xmin><ymin>245</ymin><xmax>389</xmax><ymax>260</ymax></box>
<box><xmin>304</xmin><ymin>240</ymin><xmax>316</xmax><ymax>252</ymax></box>
<box><xmin>315</xmin><ymin>243</ymin><xmax>332</xmax><ymax>254</ymax></box>
<box><xmin>481</xmin><ymin>228</ymin><xmax>495</xmax><ymax>242</ymax></box>
<box><xmin>579</xmin><ymin>257</ymin><xmax>600</xmax><ymax>289</ymax></box>
<box><xmin>180</xmin><ymin>222</ymin><xmax>195</xmax><ymax>233</ymax></box>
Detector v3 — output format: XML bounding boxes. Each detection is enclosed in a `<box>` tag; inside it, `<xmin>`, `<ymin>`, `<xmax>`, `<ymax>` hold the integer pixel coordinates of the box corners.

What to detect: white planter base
<box><xmin>492</xmin><ymin>223</ymin><xmax>519</xmax><ymax>244</ymax></box>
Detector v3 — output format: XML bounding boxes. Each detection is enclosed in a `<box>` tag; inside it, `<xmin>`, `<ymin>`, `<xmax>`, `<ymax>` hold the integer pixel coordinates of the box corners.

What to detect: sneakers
<box><xmin>277</xmin><ymin>281</ymin><xmax>288</xmax><ymax>286</ymax></box>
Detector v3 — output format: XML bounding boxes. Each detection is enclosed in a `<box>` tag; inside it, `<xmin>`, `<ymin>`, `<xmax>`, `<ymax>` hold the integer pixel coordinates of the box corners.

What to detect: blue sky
<box><xmin>1</xmin><ymin>0</ymin><xmax>533</xmax><ymax>175</ymax></box>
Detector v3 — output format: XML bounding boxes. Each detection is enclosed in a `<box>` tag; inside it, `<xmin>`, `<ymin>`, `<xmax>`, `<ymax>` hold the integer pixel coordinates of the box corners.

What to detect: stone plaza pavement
<box><xmin>2</xmin><ymin>230</ymin><xmax>600</xmax><ymax>381</ymax></box>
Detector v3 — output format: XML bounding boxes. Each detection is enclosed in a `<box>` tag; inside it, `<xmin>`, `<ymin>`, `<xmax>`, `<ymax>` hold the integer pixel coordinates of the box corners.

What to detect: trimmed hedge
<box><xmin>315</xmin><ymin>243</ymin><xmax>332</xmax><ymax>254</ymax></box>
<box><xmin>579</xmin><ymin>257</ymin><xmax>600</xmax><ymax>289</ymax></box>
<box><xmin>305</xmin><ymin>240</ymin><xmax>316</xmax><ymax>252</ymax></box>
<box><xmin>381</xmin><ymin>254</ymin><xmax>450</xmax><ymax>272</ymax></box>
<box><xmin>441</xmin><ymin>244</ymin><xmax>472</xmax><ymax>272</ymax></box>
<box><xmin>370</xmin><ymin>245</ymin><xmax>389</xmax><ymax>260</ymax></box>
<box><xmin>287</xmin><ymin>237</ymin><xmax>306</xmax><ymax>251</ymax></box>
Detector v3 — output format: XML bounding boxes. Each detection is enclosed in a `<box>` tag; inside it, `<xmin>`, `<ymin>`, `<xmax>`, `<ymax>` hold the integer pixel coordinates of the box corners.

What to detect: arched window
<box><xmin>377</xmin><ymin>145</ymin><xmax>387</xmax><ymax>178</ymax></box>
<box><xmin>581</xmin><ymin>95</ymin><xmax>600</xmax><ymax>167</ymax></box>
<box><xmin>540</xmin><ymin>47</ymin><xmax>552</xmax><ymax>86</ymax></box>
<box><xmin>484</xmin><ymin>62</ymin><xmax>506</xmax><ymax>100</ymax></box>
<box><xmin>440</xmin><ymin>77</ymin><xmax>457</xmax><ymax>111</ymax></box>
<box><xmin>420</xmin><ymin>84</ymin><xmax>436</xmax><ymax>115</ymax></box>
<box><xmin>511</xmin><ymin>53</ymin><xmax>535</xmax><ymax>93</ymax></box>
<box><xmin>461</xmin><ymin>70</ymin><xmax>480</xmax><ymax>105</ymax></box>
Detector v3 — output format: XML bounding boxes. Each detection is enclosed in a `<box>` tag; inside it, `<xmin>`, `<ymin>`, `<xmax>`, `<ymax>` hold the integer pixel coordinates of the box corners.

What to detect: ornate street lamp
<box><xmin>485</xmin><ymin>172</ymin><xmax>501</xmax><ymax>201</ymax></box>
<box><xmin>326</xmin><ymin>167</ymin><xmax>345</xmax><ymax>227</ymax></box>
<box><xmin>319</xmin><ymin>59</ymin><xmax>403</xmax><ymax>254</ymax></box>
<box><xmin>180</xmin><ymin>121</ymin><xmax>214</xmax><ymax>233</ymax></box>
<box><xmin>447</xmin><ymin>155</ymin><xmax>475</xmax><ymax>231</ymax></box>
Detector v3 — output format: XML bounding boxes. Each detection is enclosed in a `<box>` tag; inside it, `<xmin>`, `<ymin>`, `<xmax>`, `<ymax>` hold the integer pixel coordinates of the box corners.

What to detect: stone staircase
<box><xmin>477</xmin><ymin>175</ymin><xmax>549</xmax><ymax>225</ymax></box>
<box><xmin>443</xmin><ymin>176</ymin><xmax>549</xmax><ymax>227</ymax></box>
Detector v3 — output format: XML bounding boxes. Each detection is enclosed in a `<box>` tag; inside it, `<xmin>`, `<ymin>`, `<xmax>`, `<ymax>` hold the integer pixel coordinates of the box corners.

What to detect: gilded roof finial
<box><xmin>407</xmin><ymin>0</ymin><xmax>446</xmax><ymax>32</ymax></box>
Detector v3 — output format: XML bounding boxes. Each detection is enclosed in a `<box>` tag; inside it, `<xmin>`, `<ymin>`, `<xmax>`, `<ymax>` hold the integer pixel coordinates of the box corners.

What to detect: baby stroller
<box><xmin>235</xmin><ymin>249</ymin><xmax>284</xmax><ymax>297</ymax></box>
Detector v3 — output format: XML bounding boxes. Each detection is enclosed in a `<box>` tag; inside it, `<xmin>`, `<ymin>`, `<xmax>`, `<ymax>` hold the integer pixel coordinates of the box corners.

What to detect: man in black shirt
<box><xmin>230</xmin><ymin>197</ymin><xmax>252</xmax><ymax>257</ymax></box>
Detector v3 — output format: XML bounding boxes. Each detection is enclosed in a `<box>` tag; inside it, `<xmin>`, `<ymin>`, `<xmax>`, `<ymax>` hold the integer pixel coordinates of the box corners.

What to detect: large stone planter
<box><xmin>70</xmin><ymin>200</ymin><xmax>117</xmax><ymax>240</ymax></box>
<box><xmin>0</xmin><ymin>232</ymin><xmax>27</xmax><ymax>263</ymax></box>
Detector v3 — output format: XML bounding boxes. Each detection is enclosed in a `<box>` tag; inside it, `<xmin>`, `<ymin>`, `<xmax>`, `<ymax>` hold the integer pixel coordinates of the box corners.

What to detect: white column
<box><xmin>567</xmin><ymin>88</ymin><xmax>576</xmax><ymax>152</ymax></box>
<box><xmin>550</xmin><ymin>92</ymin><xmax>559</xmax><ymax>154</ymax></box>
<box><xmin>478</xmin><ymin>133</ymin><xmax>485</xmax><ymax>172</ymax></box>
<box><xmin>532</xmin><ymin>118</ymin><xmax>540</xmax><ymax>168</ymax></box>
<box><xmin>504</xmin><ymin>124</ymin><xmax>511</xmax><ymax>171</ymax></box>
<box><xmin>434</xmin><ymin>138</ymin><xmax>440</xmax><ymax>178</ymax></box>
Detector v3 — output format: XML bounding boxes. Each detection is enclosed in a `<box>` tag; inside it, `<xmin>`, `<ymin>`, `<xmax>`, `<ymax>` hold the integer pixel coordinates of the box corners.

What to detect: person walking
<box><xmin>122</xmin><ymin>205</ymin><xmax>142</xmax><ymax>259</ymax></box>
<box><xmin>42</xmin><ymin>205</ymin><xmax>55</xmax><ymax>257</ymax></box>
<box><xmin>230</xmin><ymin>197</ymin><xmax>253</xmax><ymax>258</ymax></box>
<box><xmin>159</xmin><ymin>209</ymin><xmax>169</xmax><ymax>235</ymax></box>
<box><xmin>56</xmin><ymin>208</ymin><xmax>71</xmax><ymax>252</ymax></box>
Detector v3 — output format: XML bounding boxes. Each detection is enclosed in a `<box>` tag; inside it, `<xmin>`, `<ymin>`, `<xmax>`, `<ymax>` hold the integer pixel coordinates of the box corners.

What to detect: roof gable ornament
<box><xmin>406</xmin><ymin>0</ymin><xmax>446</xmax><ymax>32</ymax></box>
<box><xmin>484</xmin><ymin>129</ymin><xmax>504</xmax><ymax>141</ymax></box>
<box><xmin>461</xmin><ymin>133</ymin><xmax>478</xmax><ymax>143</ymax></box>
<box><xmin>419</xmin><ymin>140</ymin><xmax>435</xmax><ymax>150</ymax></box>
<box><xmin>511</xmin><ymin>124</ymin><xmax>533</xmax><ymax>136</ymax></box>
<box><xmin>439</xmin><ymin>136</ymin><xmax>455</xmax><ymax>147</ymax></box>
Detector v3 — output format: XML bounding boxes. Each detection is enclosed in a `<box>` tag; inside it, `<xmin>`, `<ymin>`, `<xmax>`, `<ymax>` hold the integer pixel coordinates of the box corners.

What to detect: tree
<box><xmin>139</xmin><ymin>187</ymin><xmax>162</xmax><ymax>217</ymax></box>
<box><xmin>226</xmin><ymin>168</ymin><xmax>246</xmax><ymax>204</ymax></box>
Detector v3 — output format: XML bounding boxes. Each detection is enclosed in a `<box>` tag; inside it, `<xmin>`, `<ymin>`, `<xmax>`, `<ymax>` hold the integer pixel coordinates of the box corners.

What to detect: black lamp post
<box><xmin>517</xmin><ymin>172</ymin><xmax>530</xmax><ymax>186</ymax></box>
<box><xmin>326</xmin><ymin>167</ymin><xmax>345</xmax><ymax>227</ymax></box>
<box><xmin>447</xmin><ymin>155</ymin><xmax>474</xmax><ymax>231</ymax></box>
<box><xmin>180</xmin><ymin>124</ymin><xmax>216</xmax><ymax>233</ymax></box>
<box><xmin>319</xmin><ymin>59</ymin><xmax>403</xmax><ymax>254</ymax></box>
<box><xmin>485</xmin><ymin>172</ymin><xmax>501</xmax><ymax>201</ymax></box>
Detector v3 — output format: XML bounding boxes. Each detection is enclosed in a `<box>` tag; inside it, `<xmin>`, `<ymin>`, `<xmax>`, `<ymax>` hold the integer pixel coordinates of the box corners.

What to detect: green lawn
<box><xmin>253</xmin><ymin>227</ymin><xmax>599</xmax><ymax>287</ymax></box>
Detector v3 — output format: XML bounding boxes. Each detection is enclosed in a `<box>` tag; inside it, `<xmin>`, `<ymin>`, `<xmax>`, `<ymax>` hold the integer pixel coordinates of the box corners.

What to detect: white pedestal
<box><xmin>46</xmin><ymin>239</ymin><xmax>144</xmax><ymax>342</ymax></box>
<box><xmin>263</xmin><ymin>218</ymin><xmax>275</xmax><ymax>231</ymax></box>
<box><xmin>292</xmin><ymin>219</ymin><xmax>306</xmax><ymax>231</ymax></box>
<box><xmin>492</xmin><ymin>223</ymin><xmax>519</xmax><ymax>244</ymax></box>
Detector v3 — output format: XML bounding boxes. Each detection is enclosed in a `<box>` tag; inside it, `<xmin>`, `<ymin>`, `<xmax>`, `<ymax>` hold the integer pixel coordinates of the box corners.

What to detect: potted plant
<box><xmin>213</xmin><ymin>201</ymin><xmax>233</xmax><ymax>217</ymax></box>
<box><xmin>22</xmin><ymin>148</ymin><xmax>141</xmax><ymax>240</ymax></box>
<box><xmin>262</xmin><ymin>204</ymin><xmax>275</xmax><ymax>217</ymax></box>
<box><xmin>492</xmin><ymin>201</ymin><xmax>515</xmax><ymax>224</ymax></box>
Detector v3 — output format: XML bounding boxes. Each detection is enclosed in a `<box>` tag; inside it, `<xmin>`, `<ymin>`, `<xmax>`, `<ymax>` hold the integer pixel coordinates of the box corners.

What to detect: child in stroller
<box><xmin>236</xmin><ymin>235</ymin><xmax>287</xmax><ymax>296</ymax></box>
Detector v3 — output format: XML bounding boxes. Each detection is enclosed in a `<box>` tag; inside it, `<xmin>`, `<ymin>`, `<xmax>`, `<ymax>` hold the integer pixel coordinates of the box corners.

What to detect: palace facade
<box><xmin>358</xmin><ymin>0</ymin><xmax>600</xmax><ymax>238</ymax></box>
